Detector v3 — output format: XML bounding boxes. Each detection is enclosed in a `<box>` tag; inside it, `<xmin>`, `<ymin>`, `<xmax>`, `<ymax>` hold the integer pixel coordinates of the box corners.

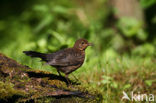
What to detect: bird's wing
<box><xmin>47</xmin><ymin>49</ymin><xmax>84</xmax><ymax>66</ymax></box>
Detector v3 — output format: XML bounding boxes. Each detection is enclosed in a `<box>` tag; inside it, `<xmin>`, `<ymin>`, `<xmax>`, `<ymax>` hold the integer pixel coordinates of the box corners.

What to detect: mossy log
<box><xmin>0</xmin><ymin>53</ymin><xmax>102</xmax><ymax>103</ymax></box>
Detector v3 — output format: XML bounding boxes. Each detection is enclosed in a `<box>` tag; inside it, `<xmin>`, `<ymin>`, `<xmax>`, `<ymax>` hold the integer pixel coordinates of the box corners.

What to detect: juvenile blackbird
<box><xmin>23</xmin><ymin>38</ymin><xmax>92</xmax><ymax>81</ymax></box>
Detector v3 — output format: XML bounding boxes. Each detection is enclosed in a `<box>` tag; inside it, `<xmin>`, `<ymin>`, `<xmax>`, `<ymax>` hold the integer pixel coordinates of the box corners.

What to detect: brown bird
<box><xmin>23</xmin><ymin>38</ymin><xmax>92</xmax><ymax>82</ymax></box>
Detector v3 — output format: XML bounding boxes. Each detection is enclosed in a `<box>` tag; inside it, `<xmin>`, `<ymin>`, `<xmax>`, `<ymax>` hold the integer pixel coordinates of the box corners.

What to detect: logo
<box><xmin>122</xmin><ymin>91</ymin><xmax>155</xmax><ymax>102</ymax></box>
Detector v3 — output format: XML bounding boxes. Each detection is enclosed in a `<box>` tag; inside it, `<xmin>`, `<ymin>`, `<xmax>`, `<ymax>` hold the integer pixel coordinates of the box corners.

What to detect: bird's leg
<box><xmin>57</xmin><ymin>70</ymin><xmax>62</xmax><ymax>77</ymax></box>
<box><xmin>65</xmin><ymin>74</ymin><xmax>70</xmax><ymax>84</ymax></box>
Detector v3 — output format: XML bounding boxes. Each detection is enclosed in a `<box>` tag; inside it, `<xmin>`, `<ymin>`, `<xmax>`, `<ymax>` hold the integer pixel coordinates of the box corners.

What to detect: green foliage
<box><xmin>140</xmin><ymin>0</ymin><xmax>156</xmax><ymax>8</ymax></box>
<box><xmin>132</xmin><ymin>43</ymin><xmax>155</xmax><ymax>57</ymax></box>
<box><xmin>0</xmin><ymin>0</ymin><xmax>155</xmax><ymax>61</ymax></box>
<box><xmin>117</xmin><ymin>17</ymin><xmax>147</xmax><ymax>40</ymax></box>
<box><xmin>145</xmin><ymin>80</ymin><xmax>156</xmax><ymax>87</ymax></box>
<box><xmin>123</xmin><ymin>84</ymin><xmax>131</xmax><ymax>90</ymax></box>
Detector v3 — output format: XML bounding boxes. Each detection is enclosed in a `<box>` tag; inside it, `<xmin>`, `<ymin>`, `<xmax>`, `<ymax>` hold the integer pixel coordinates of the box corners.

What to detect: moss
<box><xmin>0</xmin><ymin>81</ymin><xmax>24</xmax><ymax>99</ymax></box>
<box><xmin>48</xmin><ymin>79</ymin><xmax>67</xmax><ymax>88</ymax></box>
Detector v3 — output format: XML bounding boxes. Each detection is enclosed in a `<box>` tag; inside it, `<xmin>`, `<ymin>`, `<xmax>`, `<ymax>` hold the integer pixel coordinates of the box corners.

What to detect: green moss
<box><xmin>0</xmin><ymin>81</ymin><xmax>24</xmax><ymax>99</ymax></box>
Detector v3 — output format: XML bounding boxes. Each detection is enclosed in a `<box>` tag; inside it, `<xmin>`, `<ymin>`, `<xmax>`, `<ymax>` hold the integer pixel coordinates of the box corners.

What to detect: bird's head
<box><xmin>74</xmin><ymin>38</ymin><xmax>93</xmax><ymax>50</ymax></box>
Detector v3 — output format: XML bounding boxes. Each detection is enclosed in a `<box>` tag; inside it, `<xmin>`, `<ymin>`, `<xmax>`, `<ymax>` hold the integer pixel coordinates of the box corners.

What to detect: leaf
<box><xmin>123</xmin><ymin>84</ymin><xmax>131</xmax><ymax>89</ymax></box>
<box><xmin>53</xmin><ymin>6</ymin><xmax>68</xmax><ymax>14</ymax></box>
<box><xmin>145</xmin><ymin>80</ymin><xmax>155</xmax><ymax>86</ymax></box>
<box><xmin>111</xmin><ymin>82</ymin><xmax>118</xmax><ymax>88</ymax></box>
<box><xmin>34</xmin><ymin>14</ymin><xmax>54</xmax><ymax>33</ymax></box>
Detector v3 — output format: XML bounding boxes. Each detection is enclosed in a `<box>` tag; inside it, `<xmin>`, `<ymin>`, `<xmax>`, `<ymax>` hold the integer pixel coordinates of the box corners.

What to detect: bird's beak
<box><xmin>88</xmin><ymin>43</ymin><xmax>93</xmax><ymax>46</ymax></box>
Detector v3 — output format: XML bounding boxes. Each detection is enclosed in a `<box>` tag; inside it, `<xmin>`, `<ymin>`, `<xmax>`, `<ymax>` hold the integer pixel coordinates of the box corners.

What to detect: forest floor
<box><xmin>0</xmin><ymin>53</ymin><xmax>102</xmax><ymax>103</ymax></box>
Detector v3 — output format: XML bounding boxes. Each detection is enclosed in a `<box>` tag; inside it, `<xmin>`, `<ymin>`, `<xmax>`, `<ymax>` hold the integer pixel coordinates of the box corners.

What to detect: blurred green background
<box><xmin>0</xmin><ymin>0</ymin><xmax>156</xmax><ymax>102</ymax></box>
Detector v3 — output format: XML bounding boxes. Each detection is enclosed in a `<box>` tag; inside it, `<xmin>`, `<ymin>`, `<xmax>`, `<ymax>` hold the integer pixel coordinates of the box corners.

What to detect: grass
<box><xmin>78</xmin><ymin>56</ymin><xmax>156</xmax><ymax>103</ymax></box>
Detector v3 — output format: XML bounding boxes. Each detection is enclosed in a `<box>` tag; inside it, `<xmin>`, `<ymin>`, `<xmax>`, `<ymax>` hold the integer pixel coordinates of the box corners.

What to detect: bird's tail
<box><xmin>23</xmin><ymin>51</ymin><xmax>47</xmax><ymax>61</ymax></box>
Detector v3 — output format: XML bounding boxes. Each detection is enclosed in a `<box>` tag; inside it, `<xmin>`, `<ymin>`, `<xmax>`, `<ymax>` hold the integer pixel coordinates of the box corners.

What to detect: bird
<box><xmin>23</xmin><ymin>38</ymin><xmax>92</xmax><ymax>82</ymax></box>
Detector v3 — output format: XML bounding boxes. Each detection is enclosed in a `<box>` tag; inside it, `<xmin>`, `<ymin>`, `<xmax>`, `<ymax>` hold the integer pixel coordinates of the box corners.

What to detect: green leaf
<box><xmin>123</xmin><ymin>84</ymin><xmax>131</xmax><ymax>89</ymax></box>
<box><xmin>145</xmin><ymin>80</ymin><xmax>155</xmax><ymax>86</ymax></box>
<box><xmin>117</xmin><ymin>17</ymin><xmax>142</xmax><ymax>37</ymax></box>
<box><xmin>111</xmin><ymin>82</ymin><xmax>118</xmax><ymax>88</ymax></box>
<box><xmin>53</xmin><ymin>6</ymin><xmax>68</xmax><ymax>14</ymax></box>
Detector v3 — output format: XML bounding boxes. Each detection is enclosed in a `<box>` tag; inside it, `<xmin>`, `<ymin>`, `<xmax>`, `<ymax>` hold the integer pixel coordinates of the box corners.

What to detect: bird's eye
<box><xmin>81</xmin><ymin>42</ymin><xmax>84</xmax><ymax>44</ymax></box>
